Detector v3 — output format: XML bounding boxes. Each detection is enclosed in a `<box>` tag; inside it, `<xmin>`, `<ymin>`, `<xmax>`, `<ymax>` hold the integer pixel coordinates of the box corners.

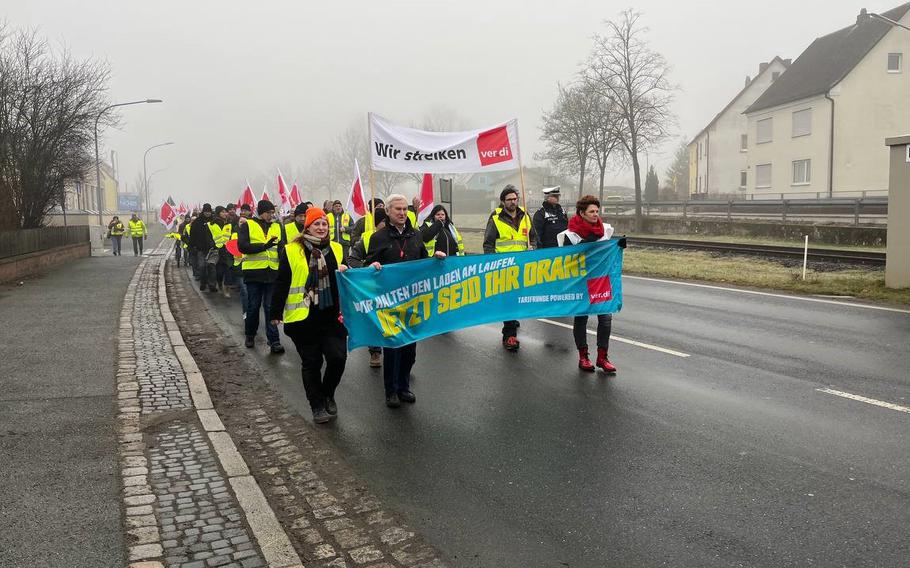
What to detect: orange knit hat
<box><xmin>304</xmin><ymin>207</ymin><xmax>326</xmax><ymax>228</ymax></box>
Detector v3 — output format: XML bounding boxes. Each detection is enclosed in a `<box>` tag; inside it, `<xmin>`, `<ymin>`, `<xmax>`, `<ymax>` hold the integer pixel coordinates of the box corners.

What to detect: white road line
<box><xmin>537</xmin><ymin>318</ymin><xmax>691</xmax><ymax>358</ymax></box>
<box><xmin>624</xmin><ymin>275</ymin><xmax>910</xmax><ymax>315</ymax></box>
<box><xmin>816</xmin><ymin>388</ymin><xmax>910</xmax><ymax>415</ymax></box>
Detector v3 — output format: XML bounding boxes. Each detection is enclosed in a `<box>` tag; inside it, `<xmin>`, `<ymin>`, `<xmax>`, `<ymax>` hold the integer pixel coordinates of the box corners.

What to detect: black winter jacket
<box><xmin>348</xmin><ymin>221</ymin><xmax>428</xmax><ymax>268</ymax></box>
<box><xmin>237</xmin><ymin>219</ymin><xmax>280</xmax><ymax>283</ymax></box>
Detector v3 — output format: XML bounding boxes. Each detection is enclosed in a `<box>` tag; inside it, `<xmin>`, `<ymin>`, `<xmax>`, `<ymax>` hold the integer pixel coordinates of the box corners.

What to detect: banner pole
<box><xmin>516</xmin><ymin>127</ymin><xmax>531</xmax><ymax>248</ymax></box>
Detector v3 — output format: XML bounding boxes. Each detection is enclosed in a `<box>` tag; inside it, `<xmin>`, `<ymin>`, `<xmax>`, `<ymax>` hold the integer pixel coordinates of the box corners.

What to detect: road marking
<box><xmin>537</xmin><ymin>318</ymin><xmax>691</xmax><ymax>358</ymax></box>
<box><xmin>816</xmin><ymin>388</ymin><xmax>910</xmax><ymax>415</ymax></box>
<box><xmin>624</xmin><ymin>275</ymin><xmax>910</xmax><ymax>315</ymax></box>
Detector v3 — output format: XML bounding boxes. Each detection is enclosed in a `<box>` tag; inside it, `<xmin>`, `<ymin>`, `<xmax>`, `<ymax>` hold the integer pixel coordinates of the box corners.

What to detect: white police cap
<box><xmin>542</xmin><ymin>186</ymin><xmax>561</xmax><ymax>195</ymax></box>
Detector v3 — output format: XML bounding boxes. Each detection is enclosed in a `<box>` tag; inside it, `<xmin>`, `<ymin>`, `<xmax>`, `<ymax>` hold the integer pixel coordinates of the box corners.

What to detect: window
<box><xmin>772</xmin><ymin>71</ymin><xmax>780</xmax><ymax>81</ymax></box>
<box><xmin>792</xmin><ymin>159</ymin><xmax>811</xmax><ymax>185</ymax></box>
<box><xmin>888</xmin><ymin>53</ymin><xmax>902</xmax><ymax>73</ymax></box>
<box><xmin>757</xmin><ymin>118</ymin><xmax>773</xmax><ymax>144</ymax></box>
<box><xmin>756</xmin><ymin>164</ymin><xmax>772</xmax><ymax>188</ymax></box>
<box><xmin>740</xmin><ymin>134</ymin><xmax>748</xmax><ymax>151</ymax></box>
<box><xmin>792</xmin><ymin>109</ymin><xmax>812</xmax><ymax>137</ymax></box>
<box><xmin>740</xmin><ymin>171</ymin><xmax>747</xmax><ymax>189</ymax></box>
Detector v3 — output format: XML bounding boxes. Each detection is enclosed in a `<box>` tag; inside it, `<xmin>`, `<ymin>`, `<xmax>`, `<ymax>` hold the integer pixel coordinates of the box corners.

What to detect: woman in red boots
<box><xmin>557</xmin><ymin>195</ymin><xmax>618</xmax><ymax>374</ymax></box>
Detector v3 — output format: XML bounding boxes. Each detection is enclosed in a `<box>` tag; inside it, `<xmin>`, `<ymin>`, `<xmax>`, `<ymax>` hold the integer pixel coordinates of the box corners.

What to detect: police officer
<box><xmin>483</xmin><ymin>185</ymin><xmax>537</xmax><ymax>352</ymax></box>
<box><xmin>532</xmin><ymin>186</ymin><xmax>568</xmax><ymax>249</ymax></box>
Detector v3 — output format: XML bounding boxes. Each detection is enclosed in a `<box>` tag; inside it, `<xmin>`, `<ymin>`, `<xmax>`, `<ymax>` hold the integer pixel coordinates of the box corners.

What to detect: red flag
<box><xmin>277</xmin><ymin>171</ymin><xmax>291</xmax><ymax>214</ymax></box>
<box><xmin>240</xmin><ymin>184</ymin><xmax>256</xmax><ymax>208</ymax></box>
<box><xmin>177</xmin><ymin>202</ymin><xmax>188</xmax><ymax>216</ymax></box>
<box><xmin>261</xmin><ymin>187</ymin><xmax>271</xmax><ymax>204</ymax></box>
<box><xmin>289</xmin><ymin>183</ymin><xmax>302</xmax><ymax>208</ymax></box>
<box><xmin>345</xmin><ymin>159</ymin><xmax>367</xmax><ymax>221</ymax></box>
<box><xmin>416</xmin><ymin>173</ymin><xmax>434</xmax><ymax>224</ymax></box>
<box><xmin>159</xmin><ymin>201</ymin><xmax>176</xmax><ymax>228</ymax></box>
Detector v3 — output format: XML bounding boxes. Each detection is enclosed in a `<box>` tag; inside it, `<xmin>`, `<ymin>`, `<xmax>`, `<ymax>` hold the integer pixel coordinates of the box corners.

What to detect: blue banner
<box><xmin>337</xmin><ymin>240</ymin><xmax>623</xmax><ymax>350</ymax></box>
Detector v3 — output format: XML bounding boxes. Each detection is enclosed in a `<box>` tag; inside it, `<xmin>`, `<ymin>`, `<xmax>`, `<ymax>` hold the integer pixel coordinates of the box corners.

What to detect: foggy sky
<box><xmin>5</xmin><ymin>0</ymin><xmax>902</xmax><ymax>205</ymax></box>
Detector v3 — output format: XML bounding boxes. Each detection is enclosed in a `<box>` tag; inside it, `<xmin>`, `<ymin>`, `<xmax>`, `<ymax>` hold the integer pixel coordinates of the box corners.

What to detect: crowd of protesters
<box><xmin>139</xmin><ymin>186</ymin><xmax>621</xmax><ymax>425</ymax></box>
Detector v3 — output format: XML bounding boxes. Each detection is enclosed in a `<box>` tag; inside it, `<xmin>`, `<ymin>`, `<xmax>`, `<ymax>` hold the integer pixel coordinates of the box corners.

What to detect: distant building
<box><xmin>62</xmin><ymin>162</ymin><xmax>118</xmax><ymax>212</ymax></box>
<box><xmin>743</xmin><ymin>3</ymin><xmax>910</xmax><ymax>198</ymax></box>
<box><xmin>688</xmin><ymin>57</ymin><xmax>791</xmax><ymax>196</ymax></box>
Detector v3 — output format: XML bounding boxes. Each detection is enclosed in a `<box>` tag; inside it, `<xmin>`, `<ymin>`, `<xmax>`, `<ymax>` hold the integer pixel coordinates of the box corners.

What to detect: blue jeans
<box><xmin>111</xmin><ymin>235</ymin><xmax>122</xmax><ymax>255</ymax></box>
<box><xmin>244</xmin><ymin>281</ymin><xmax>279</xmax><ymax>345</ymax></box>
<box><xmin>237</xmin><ymin>277</ymin><xmax>249</xmax><ymax>314</ymax></box>
<box><xmin>383</xmin><ymin>343</ymin><xmax>416</xmax><ymax>396</ymax></box>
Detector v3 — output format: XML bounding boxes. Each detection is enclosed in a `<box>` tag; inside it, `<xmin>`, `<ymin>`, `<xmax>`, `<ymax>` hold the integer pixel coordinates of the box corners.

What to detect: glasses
<box><xmin>504</xmin><ymin>197</ymin><xmax>519</xmax><ymax>202</ymax></box>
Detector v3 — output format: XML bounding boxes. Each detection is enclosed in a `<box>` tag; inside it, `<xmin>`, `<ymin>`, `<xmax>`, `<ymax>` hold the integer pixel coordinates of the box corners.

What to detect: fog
<box><xmin>5</xmin><ymin>0</ymin><xmax>900</xmax><ymax>205</ymax></box>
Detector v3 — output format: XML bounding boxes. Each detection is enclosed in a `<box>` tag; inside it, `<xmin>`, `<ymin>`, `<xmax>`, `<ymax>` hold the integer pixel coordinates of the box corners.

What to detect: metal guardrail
<box><xmin>627</xmin><ymin>237</ymin><xmax>886</xmax><ymax>266</ymax></box>
<box><xmin>0</xmin><ymin>226</ymin><xmax>91</xmax><ymax>260</ymax></box>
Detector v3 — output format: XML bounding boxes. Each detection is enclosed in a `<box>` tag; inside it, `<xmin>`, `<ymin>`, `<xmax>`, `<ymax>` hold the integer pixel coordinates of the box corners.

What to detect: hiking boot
<box><xmin>398</xmin><ymin>390</ymin><xmax>416</xmax><ymax>403</ymax></box>
<box><xmin>578</xmin><ymin>348</ymin><xmax>595</xmax><ymax>372</ymax></box>
<box><xmin>369</xmin><ymin>351</ymin><xmax>382</xmax><ymax>368</ymax></box>
<box><xmin>312</xmin><ymin>408</ymin><xmax>332</xmax><ymax>424</ymax></box>
<box><xmin>596</xmin><ymin>348</ymin><xmax>616</xmax><ymax>373</ymax></box>
<box><xmin>270</xmin><ymin>343</ymin><xmax>285</xmax><ymax>354</ymax></box>
<box><xmin>222</xmin><ymin>287</ymin><xmax>231</xmax><ymax>298</ymax></box>
<box><xmin>325</xmin><ymin>397</ymin><xmax>338</xmax><ymax>415</ymax></box>
<box><xmin>244</xmin><ymin>336</ymin><xmax>255</xmax><ymax>348</ymax></box>
<box><xmin>503</xmin><ymin>336</ymin><xmax>520</xmax><ymax>351</ymax></box>
<box><xmin>385</xmin><ymin>393</ymin><xmax>401</xmax><ymax>408</ymax></box>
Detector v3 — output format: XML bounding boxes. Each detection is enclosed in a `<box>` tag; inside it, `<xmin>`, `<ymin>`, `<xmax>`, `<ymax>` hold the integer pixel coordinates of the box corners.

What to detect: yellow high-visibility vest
<box><xmin>421</xmin><ymin>220</ymin><xmax>464</xmax><ymax>256</ymax></box>
<box><xmin>182</xmin><ymin>223</ymin><xmax>191</xmax><ymax>249</ymax></box>
<box><xmin>110</xmin><ymin>222</ymin><xmax>125</xmax><ymax>236</ymax></box>
<box><xmin>128</xmin><ymin>219</ymin><xmax>146</xmax><ymax>237</ymax></box>
<box><xmin>491</xmin><ymin>208</ymin><xmax>530</xmax><ymax>252</ymax></box>
<box><xmin>283</xmin><ymin>241</ymin><xmax>344</xmax><ymax>324</ymax></box>
<box><xmin>285</xmin><ymin>221</ymin><xmax>301</xmax><ymax>243</ymax></box>
<box><xmin>231</xmin><ymin>230</ymin><xmax>241</xmax><ymax>267</ymax></box>
<box><xmin>327</xmin><ymin>212</ymin><xmax>352</xmax><ymax>243</ymax></box>
<box><xmin>243</xmin><ymin>220</ymin><xmax>281</xmax><ymax>271</ymax></box>
<box><xmin>208</xmin><ymin>222</ymin><xmax>231</xmax><ymax>248</ymax></box>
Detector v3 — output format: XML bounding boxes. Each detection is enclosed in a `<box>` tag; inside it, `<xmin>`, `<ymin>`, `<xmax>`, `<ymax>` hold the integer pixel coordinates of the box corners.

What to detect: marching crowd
<box><xmin>134</xmin><ymin>185</ymin><xmax>621</xmax><ymax>425</ymax></box>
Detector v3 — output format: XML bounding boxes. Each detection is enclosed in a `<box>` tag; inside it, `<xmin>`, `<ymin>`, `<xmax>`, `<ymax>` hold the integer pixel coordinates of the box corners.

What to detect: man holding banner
<box><xmin>348</xmin><ymin>194</ymin><xmax>445</xmax><ymax>408</ymax></box>
<box><xmin>483</xmin><ymin>185</ymin><xmax>536</xmax><ymax>351</ymax></box>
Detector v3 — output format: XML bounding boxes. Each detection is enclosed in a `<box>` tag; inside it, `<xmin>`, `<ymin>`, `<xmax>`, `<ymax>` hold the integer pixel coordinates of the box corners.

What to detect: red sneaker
<box><xmin>503</xmin><ymin>336</ymin><xmax>520</xmax><ymax>351</ymax></box>
<box><xmin>596</xmin><ymin>348</ymin><xmax>616</xmax><ymax>373</ymax></box>
<box><xmin>578</xmin><ymin>348</ymin><xmax>595</xmax><ymax>372</ymax></box>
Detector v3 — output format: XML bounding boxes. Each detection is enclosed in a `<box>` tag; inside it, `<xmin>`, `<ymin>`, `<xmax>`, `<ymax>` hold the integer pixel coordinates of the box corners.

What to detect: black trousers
<box><xmin>573</xmin><ymin>314</ymin><xmax>612</xmax><ymax>350</ymax></box>
<box><xmin>502</xmin><ymin>320</ymin><xmax>520</xmax><ymax>339</ymax></box>
<box><xmin>132</xmin><ymin>236</ymin><xmax>144</xmax><ymax>255</ymax></box>
<box><xmin>383</xmin><ymin>343</ymin><xmax>416</xmax><ymax>396</ymax></box>
<box><xmin>286</xmin><ymin>329</ymin><xmax>347</xmax><ymax>410</ymax></box>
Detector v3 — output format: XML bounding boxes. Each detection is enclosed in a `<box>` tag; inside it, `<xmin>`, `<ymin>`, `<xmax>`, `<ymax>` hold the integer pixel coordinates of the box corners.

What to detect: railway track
<box><xmin>626</xmin><ymin>236</ymin><xmax>886</xmax><ymax>266</ymax></box>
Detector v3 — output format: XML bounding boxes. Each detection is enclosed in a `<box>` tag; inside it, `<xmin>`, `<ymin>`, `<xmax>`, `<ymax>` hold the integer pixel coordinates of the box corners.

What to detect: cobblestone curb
<box><xmin>115</xmin><ymin>240</ymin><xmax>303</xmax><ymax>568</ymax></box>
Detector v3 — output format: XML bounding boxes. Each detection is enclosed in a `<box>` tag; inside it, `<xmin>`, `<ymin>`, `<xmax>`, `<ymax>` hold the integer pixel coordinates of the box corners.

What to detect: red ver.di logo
<box><xmin>476</xmin><ymin>125</ymin><xmax>513</xmax><ymax>166</ymax></box>
<box><xmin>586</xmin><ymin>275</ymin><xmax>613</xmax><ymax>304</ymax></box>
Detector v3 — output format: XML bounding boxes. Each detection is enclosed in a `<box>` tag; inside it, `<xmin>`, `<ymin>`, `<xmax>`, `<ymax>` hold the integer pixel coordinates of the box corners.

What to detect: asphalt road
<box><xmin>198</xmin><ymin>269</ymin><xmax>910</xmax><ymax>568</ymax></box>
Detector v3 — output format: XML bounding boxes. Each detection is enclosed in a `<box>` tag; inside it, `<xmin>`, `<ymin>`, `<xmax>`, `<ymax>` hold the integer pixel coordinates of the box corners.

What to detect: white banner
<box><xmin>369</xmin><ymin>113</ymin><xmax>521</xmax><ymax>174</ymax></box>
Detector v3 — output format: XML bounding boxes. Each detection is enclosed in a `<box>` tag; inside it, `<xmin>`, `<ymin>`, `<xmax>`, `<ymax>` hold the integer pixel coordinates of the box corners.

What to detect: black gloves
<box><xmin>617</xmin><ymin>236</ymin><xmax>627</xmax><ymax>249</ymax></box>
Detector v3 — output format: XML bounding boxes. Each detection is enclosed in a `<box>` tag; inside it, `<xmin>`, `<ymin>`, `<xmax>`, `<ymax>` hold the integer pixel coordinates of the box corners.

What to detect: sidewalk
<box><xmin>0</xmin><ymin>243</ymin><xmax>144</xmax><ymax>567</ymax></box>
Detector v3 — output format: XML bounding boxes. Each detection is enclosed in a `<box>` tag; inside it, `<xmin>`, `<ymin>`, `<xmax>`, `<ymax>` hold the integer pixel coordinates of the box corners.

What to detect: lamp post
<box><xmin>93</xmin><ymin>99</ymin><xmax>162</xmax><ymax>224</ymax></box>
<box><xmin>144</xmin><ymin>142</ymin><xmax>174</xmax><ymax>221</ymax></box>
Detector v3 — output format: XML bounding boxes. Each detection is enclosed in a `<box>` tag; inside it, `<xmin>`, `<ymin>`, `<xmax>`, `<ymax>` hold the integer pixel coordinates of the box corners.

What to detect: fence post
<box><xmin>854</xmin><ymin>199</ymin><xmax>861</xmax><ymax>226</ymax></box>
<box><xmin>682</xmin><ymin>201</ymin><xmax>687</xmax><ymax>220</ymax></box>
<box><xmin>727</xmin><ymin>200</ymin><xmax>733</xmax><ymax>222</ymax></box>
<box><xmin>782</xmin><ymin>200</ymin><xmax>789</xmax><ymax>223</ymax></box>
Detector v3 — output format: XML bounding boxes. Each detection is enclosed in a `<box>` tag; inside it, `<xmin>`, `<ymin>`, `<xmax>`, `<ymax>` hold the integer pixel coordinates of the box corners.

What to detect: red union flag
<box><xmin>289</xmin><ymin>183</ymin><xmax>302</xmax><ymax>208</ymax></box>
<box><xmin>369</xmin><ymin>113</ymin><xmax>520</xmax><ymax>174</ymax></box>
<box><xmin>345</xmin><ymin>159</ymin><xmax>367</xmax><ymax>221</ymax></box>
<box><xmin>586</xmin><ymin>276</ymin><xmax>613</xmax><ymax>304</ymax></box>
<box><xmin>240</xmin><ymin>184</ymin><xmax>256</xmax><ymax>208</ymax></box>
<box><xmin>416</xmin><ymin>173</ymin><xmax>434</xmax><ymax>224</ymax></box>
<box><xmin>159</xmin><ymin>201</ymin><xmax>176</xmax><ymax>228</ymax></box>
<box><xmin>277</xmin><ymin>171</ymin><xmax>290</xmax><ymax>214</ymax></box>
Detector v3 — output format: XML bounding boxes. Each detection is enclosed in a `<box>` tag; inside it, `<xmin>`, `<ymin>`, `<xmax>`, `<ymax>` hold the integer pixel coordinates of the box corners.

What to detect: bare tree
<box><xmin>665</xmin><ymin>140</ymin><xmax>690</xmax><ymax>199</ymax></box>
<box><xmin>0</xmin><ymin>26</ymin><xmax>113</xmax><ymax>228</ymax></box>
<box><xmin>585</xmin><ymin>79</ymin><xmax>623</xmax><ymax>203</ymax></box>
<box><xmin>537</xmin><ymin>83</ymin><xmax>600</xmax><ymax>198</ymax></box>
<box><xmin>587</xmin><ymin>9</ymin><xmax>676</xmax><ymax>224</ymax></box>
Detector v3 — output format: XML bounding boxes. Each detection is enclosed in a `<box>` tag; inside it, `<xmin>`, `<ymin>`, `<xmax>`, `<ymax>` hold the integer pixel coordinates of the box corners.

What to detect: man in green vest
<box><xmin>237</xmin><ymin>200</ymin><xmax>285</xmax><ymax>354</ymax></box>
<box><xmin>128</xmin><ymin>212</ymin><xmax>147</xmax><ymax>256</ymax></box>
<box><xmin>284</xmin><ymin>202</ymin><xmax>309</xmax><ymax>243</ymax></box>
<box><xmin>483</xmin><ymin>185</ymin><xmax>536</xmax><ymax>352</ymax></box>
<box><xmin>327</xmin><ymin>200</ymin><xmax>353</xmax><ymax>258</ymax></box>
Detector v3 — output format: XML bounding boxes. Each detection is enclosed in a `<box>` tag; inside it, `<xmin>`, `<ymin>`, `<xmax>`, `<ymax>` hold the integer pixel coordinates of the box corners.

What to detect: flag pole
<box><xmin>366</xmin><ymin>113</ymin><xmax>376</xmax><ymax>232</ymax></box>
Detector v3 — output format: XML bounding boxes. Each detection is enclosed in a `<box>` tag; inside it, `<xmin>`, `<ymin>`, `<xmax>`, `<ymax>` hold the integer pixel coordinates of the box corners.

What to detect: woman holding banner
<box><xmin>270</xmin><ymin>208</ymin><xmax>348</xmax><ymax>424</ymax></box>
<box><xmin>557</xmin><ymin>195</ymin><xmax>619</xmax><ymax>374</ymax></box>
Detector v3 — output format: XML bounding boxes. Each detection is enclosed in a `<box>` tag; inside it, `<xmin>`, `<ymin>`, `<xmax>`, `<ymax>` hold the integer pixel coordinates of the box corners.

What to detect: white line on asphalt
<box><xmin>537</xmin><ymin>318</ymin><xmax>691</xmax><ymax>358</ymax></box>
<box><xmin>624</xmin><ymin>275</ymin><xmax>910</xmax><ymax>315</ymax></box>
<box><xmin>816</xmin><ymin>388</ymin><xmax>910</xmax><ymax>415</ymax></box>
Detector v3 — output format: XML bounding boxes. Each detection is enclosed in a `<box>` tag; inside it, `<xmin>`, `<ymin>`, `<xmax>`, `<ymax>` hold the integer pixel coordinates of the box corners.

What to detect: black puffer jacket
<box><xmin>348</xmin><ymin>220</ymin><xmax>428</xmax><ymax>268</ymax></box>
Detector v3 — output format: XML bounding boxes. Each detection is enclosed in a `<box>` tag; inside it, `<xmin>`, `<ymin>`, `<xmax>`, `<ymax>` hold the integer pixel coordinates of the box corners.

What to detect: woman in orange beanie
<box><xmin>270</xmin><ymin>207</ymin><xmax>349</xmax><ymax>424</ymax></box>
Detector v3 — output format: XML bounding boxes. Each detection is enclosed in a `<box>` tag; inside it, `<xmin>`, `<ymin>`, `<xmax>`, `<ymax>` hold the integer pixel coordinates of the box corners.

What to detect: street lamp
<box><xmin>144</xmin><ymin>142</ymin><xmax>175</xmax><ymax>220</ymax></box>
<box><xmin>869</xmin><ymin>12</ymin><xmax>910</xmax><ymax>32</ymax></box>
<box><xmin>93</xmin><ymin>98</ymin><xmax>162</xmax><ymax>224</ymax></box>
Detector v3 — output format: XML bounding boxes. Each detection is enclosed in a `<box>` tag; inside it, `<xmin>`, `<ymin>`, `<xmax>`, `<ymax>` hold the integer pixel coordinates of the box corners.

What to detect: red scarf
<box><xmin>568</xmin><ymin>215</ymin><xmax>604</xmax><ymax>240</ymax></box>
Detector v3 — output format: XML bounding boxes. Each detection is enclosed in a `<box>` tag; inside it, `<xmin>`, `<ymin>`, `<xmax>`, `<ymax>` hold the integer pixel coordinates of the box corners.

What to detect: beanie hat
<box><xmin>293</xmin><ymin>202</ymin><xmax>309</xmax><ymax>217</ymax></box>
<box><xmin>367</xmin><ymin>197</ymin><xmax>384</xmax><ymax>212</ymax></box>
<box><xmin>257</xmin><ymin>200</ymin><xmax>275</xmax><ymax>215</ymax></box>
<box><xmin>240</xmin><ymin>203</ymin><xmax>251</xmax><ymax>212</ymax></box>
<box><xmin>499</xmin><ymin>185</ymin><xmax>518</xmax><ymax>202</ymax></box>
<box><xmin>202</xmin><ymin>203</ymin><xmax>213</xmax><ymax>213</ymax></box>
<box><xmin>304</xmin><ymin>207</ymin><xmax>326</xmax><ymax>229</ymax></box>
<box><xmin>373</xmin><ymin>208</ymin><xmax>389</xmax><ymax>227</ymax></box>
<box><xmin>214</xmin><ymin>205</ymin><xmax>226</xmax><ymax>215</ymax></box>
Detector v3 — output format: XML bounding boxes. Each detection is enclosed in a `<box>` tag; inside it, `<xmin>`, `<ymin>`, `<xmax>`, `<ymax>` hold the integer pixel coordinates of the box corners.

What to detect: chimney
<box><xmin>784</xmin><ymin>58</ymin><xmax>792</xmax><ymax>66</ymax></box>
<box><xmin>759</xmin><ymin>62</ymin><xmax>769</xmax><ymax>74</ymax></box>
<box><xmin>745</xmin><ymin>75</ymin><xmax>752</xmax><ymax>87</ymax></box>
<box><xmin>857</xmin><ymin>8</ymin><xmax>870</xmax><ymax>25</ymax></box>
